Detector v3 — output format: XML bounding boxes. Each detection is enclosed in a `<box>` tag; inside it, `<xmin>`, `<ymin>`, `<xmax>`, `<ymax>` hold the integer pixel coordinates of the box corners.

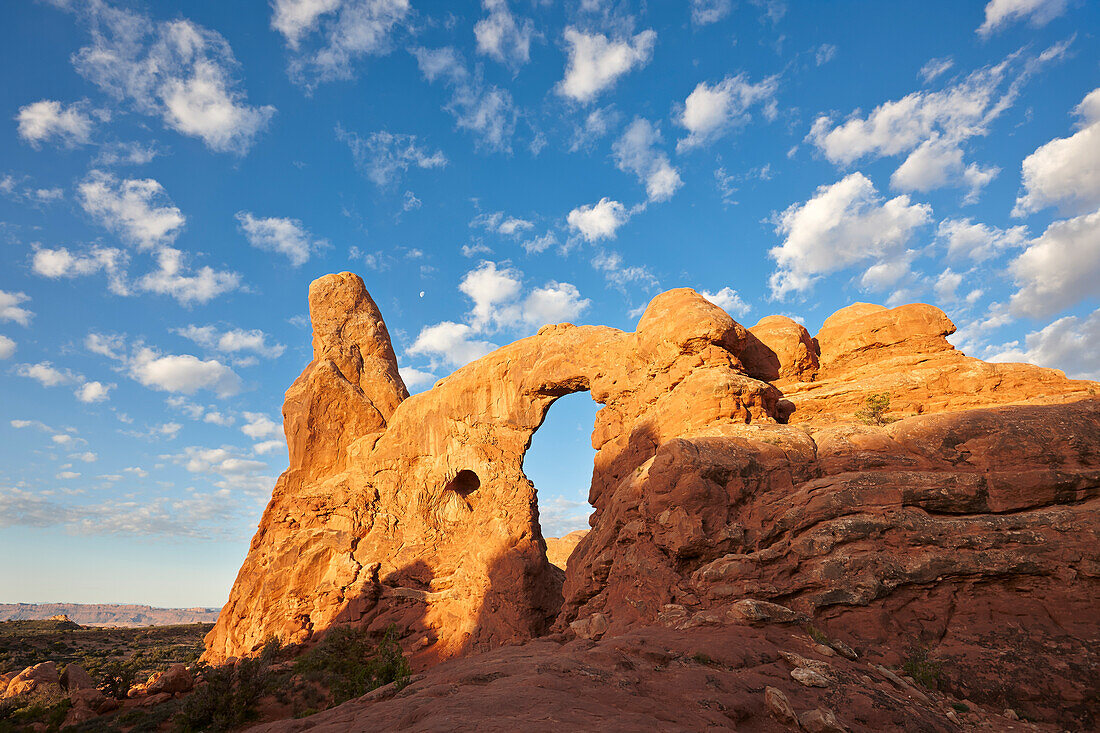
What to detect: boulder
<box><xmin>0</xmin><ymin>671</ymin><xmax>15</xmax><ymax>696</ymax></box>
<box><xmin>800</xmin><ymin>707</ymin><xmax>847</xmax><ymax>733</ymax></box>
<box><xmin>59</xmin><ymin>664</ymin><xmax>94</xmax><ymax>691</ymax></box>
<box><xmin>569</xmin><ymin>613</ymin><xmax>609</xmax><ymax>640</ymax></box>
<box><xmin>69</xmin><ymin>687</ymin><xmax>109</xmax><ymax>712</ymax></box>
<box><xmin>791</xmin><ymin>668</ymin><xmax>830</xmax><ymax>688</ymax></box>
<box><xmin>61</xmin><ymin>704</ymin><xmax>99</xmax><ymax>728</ymax></box>
<box><xmin>3</xmin><ymin>662</ymin><xmax>59</xmax><ymax>698</ymax></box>
<box><xmin>764</xmin><ymin>685</ymin><xmax>798</xmax><ymax>725</ymax></box>
<box><xmin>741</xmin><ymin>314</ymin><xmax>819</xmax><ymax>384</ymax></box>
<box><xmin>145</xmin><ymin>663</ymin><xmax>193</xmax><ymax>695</ymax></box>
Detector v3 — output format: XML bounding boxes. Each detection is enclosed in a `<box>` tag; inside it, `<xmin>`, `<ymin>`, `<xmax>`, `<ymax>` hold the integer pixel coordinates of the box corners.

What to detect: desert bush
<box><xmin>856</xmin><ymin>392</ymin><xmax>893</xmax><ymax>425</ymax></box>
<box><xmin>173</xmin><ymin>638</ymin><xmax>281</xmax><ymax>733</ymax></box>
<box><xmin>902</xmin><ymin>645</ymin><xmax>942</xmax><ymax>690</ymax></box>
<box><xmin>805</xmin><ymin>624</ymin><xmax>830</xmax><ymax>645</ymax></box>
<box><xmin>0</xmin><ymin>688</ymin><xmax>71</xmax><ymax>732</ymax></box>
<box><xmin>294</xmin><ymin>625</ymin><xmax>411</xmax><ymax>705</ymax></box>
<box><xmin>91</xmin><ymin>654</ymin><xmax>143</xmax><ymax>700</ymax></box>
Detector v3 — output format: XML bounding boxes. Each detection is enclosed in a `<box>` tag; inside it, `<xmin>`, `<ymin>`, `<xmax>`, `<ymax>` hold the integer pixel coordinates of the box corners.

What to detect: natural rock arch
<box><xmin>203</xmin><ymin>276</ymin><xmax>780</xmax><ymax>664</ymax></box>
<box><xmin>204</xmin><ymin>272</ymin><xmax>1098</xmax><ymax>697</ymax></box>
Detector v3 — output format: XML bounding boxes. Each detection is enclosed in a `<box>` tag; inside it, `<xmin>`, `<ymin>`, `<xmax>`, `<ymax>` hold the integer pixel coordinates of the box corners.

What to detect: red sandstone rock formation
<box><xmin>543</xmin><ymin>530</ymin><xmax>588</xmax><ymax>571</ymax></box>
<box><xmin>755</xmin><ymin>302</ymin><xmax>1095</xmax><ymax>422</ymax></box>
<box><xmin>205</xmin><ymin>280</ymin><xmax>779</xmax><ymax>665</ymax></box>
<box><xmin>206</xmin><ymin>273</ymin><xmax>1099</xmax><ymax>730</ymax></box>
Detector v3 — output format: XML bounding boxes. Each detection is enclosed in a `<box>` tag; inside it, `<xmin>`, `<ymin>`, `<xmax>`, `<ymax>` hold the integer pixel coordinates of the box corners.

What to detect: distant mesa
<box><xmin>200</xmin><ymin>273</ymin><xmax>1099</xmax><ymax>730</ymax></box>
<box><xmin>0</xmin><ymin>604</ymin><xmax>221</xmax><ymax>627</ymax></box>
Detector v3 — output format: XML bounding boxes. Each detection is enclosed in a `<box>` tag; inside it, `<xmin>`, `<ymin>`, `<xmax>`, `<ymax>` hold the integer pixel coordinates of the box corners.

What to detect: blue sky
<box><xmin>1</xmin><ymin>0</ymin><xmax>1097</xmax><ymax>607</ymax></box>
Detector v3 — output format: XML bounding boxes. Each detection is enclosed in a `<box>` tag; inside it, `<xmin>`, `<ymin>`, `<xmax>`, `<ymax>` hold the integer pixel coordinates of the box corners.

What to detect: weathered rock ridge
<box><xmin>741</xmin><ymin>302</ymin><xmax>1095</xmax><ymax>421</ymax></box>
<box><xmin>206</xmin><ymin>273</ymin><xmax>1099</xmax><ymax>729</ymax></box>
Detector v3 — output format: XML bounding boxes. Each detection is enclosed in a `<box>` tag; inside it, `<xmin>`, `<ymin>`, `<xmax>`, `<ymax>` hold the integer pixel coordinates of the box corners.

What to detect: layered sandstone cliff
<box><xmin>206</xmin><ymin>273</ymin><xmax>1099</xmax><ymax>730</ymax></box>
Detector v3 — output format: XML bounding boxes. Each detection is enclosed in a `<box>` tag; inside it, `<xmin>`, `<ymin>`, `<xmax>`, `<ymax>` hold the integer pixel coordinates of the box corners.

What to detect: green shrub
<box><xmin>805</xmin><ymin>624</ymin><xmax>830</xmax><ymax>645</ymax></box>
<box><xmin>294</xmin><ymin>625</ymin><xmax>411</xmax><ymax>705</ymax></box>
<box><xmin>856</xmin><ymin>393</ymin><xmax>893</xmax><ymax>426</ymax></box>
<box><xmin>902</xmin><ymin>646</ymin><xmax>942</xmax><ymax>690</ymax></box>
<box><xmin>690</xmin><ymin>652</ymin><xmax>719</xmax><ymax>667</ymax></box>
<box><xmin>0</xmin><ymin>688</ymin><xmax>71</xmax><ymax>733</ymax></box>
<box><xmin>172</xmin><ymin>637</ymin><xmax>281</xmax><ymax>732</ymax></box>
<box><xmin>93</xmin><ymin>654</ymin><xmax>143</xmax><ymax>700</ymax></box>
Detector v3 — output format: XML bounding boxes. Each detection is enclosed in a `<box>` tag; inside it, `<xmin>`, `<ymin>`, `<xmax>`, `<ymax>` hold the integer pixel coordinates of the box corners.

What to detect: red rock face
<box><xmin>205</xmin><ymin>273</ymin><xmax>1100</xmax><ymax>729</ymax></box>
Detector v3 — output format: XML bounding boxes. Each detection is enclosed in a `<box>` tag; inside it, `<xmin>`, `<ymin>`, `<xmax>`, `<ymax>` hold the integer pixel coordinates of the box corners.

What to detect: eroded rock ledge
<box><xmin>205</xmin><ymin>273</ymin><xmax>1099</xmax><ymax>729</ymax></box>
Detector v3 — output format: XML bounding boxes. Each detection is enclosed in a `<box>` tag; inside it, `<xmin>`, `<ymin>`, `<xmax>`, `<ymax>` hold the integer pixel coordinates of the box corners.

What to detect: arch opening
<box><xmin>523</xmin><ymin>391</ymin><xmax>600</xmax><ymax>573</ymax></box>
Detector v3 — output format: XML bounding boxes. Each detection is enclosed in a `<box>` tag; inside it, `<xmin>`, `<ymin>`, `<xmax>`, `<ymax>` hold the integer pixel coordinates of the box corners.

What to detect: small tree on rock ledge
<box><xmin>856</xmin><ymin>392</ymin><xmax>893</xmax><ymax>426</ymax></box>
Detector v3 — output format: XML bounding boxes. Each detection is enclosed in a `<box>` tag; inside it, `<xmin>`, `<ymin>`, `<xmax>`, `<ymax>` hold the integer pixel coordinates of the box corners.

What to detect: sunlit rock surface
<box><xmin>206</xmin><ymin>273</ymin><xmax>1099</xmax><ymax>730</ymax></box>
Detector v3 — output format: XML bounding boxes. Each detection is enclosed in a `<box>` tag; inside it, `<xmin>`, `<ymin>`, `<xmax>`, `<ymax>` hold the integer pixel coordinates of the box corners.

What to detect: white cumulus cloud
<box><xmin>78</xmin><ymin>170</ymin><xmax>185</xmax><ymax>251</ymax></box>
<box><xmin>128</xmin><ymin>347</ymin><xmax>242</xmax><ymax>397</ymax></box>
<box><xmin>176</xmin><ymin>325</ymin><xmax>285</xmax><ymax>359</ymax></box>
<box><xmin>398</xmin><ymin>366</ymin><xmax>436</xmax><ymax>391</ymax></box>
<box><xmin>75</xmin><ymin>381</ymin><xmax>112</xmax><ymax>403</ymax></box>
<box><xmin>977</xmin><ymin>0</ymin><xmax>1067</xmax><ymax>37</ymax></box>
<box><xmin>1013</xmin><ymin>87</ymin><xmax>1100</xmax><ymax>217</ymax></box>
<box><xmin>566</xmin><ymin>197</ymin><xmax>630</xmax><ymax>242</ymax></box>
<box><xmin>137</xmin><ymin>247</ymin><xmax>240</xmax><ymax>305</ymax></box>
<box><xmin>15</xmin><ymin>100</ymin><xmax>96</xmax><ymax>148</ymax></box>
<box><xmin>408</xmin><ymin>261</ymin><xmax>589</xmax><ymax>371</ymax></box>
<box><xmin>690</xmin><ymin>0</ymin><xmax>731</xmax><ymax>25</ymax></box>
<box><xmin>16</xmin><ymin>362</ymin><xmax>78</xmax><ymax>388</ymax></box>
<box><xmin>241</xmin><ymin>412</ymin><xmax>281</xmax><ymax>440</ymax></box>
<box><xmin>474</xmin><ymin>0</ymin><xmax>535</xmax><ymax>70</ymax></box>
<box><xmin>613</xmin><ymin>118</ymin><xmax>682</xmax><ymax>203</ymax></box>
<box><xmin>337</xmin><ymin>127</ymin><xmax>447</xmax><ymax>187</ymax></box>
<box><xmin>520</xmin><ymin>282</ymin><xmax>590</xmax><ymax>328</ymax></box>
<box><xmin>274</xmin><ymin>0</ymin><xmax>410</xmax><ymax>87</ymax></box>
<box><xmin>768</xmin><ymin>172</ymin><xmax>932</xmax><ymax>299</ymax></box>
<box><xmin>0</xmin><ymin>291</ymin><xmax>33</xmax><ymax>326</ymax></box>
<box><xmin>271</xmin><ymin>0</ymin><xmax>343</xmax><ymax>47</ymax></box>
<box><xmin>1009</xmin><ymin>207</ymin><xmax>1100</xmax><ymax>319</ymax></box>
<box><xmin>700</xmin><ymin>287</ymin><xmax>751</xmax><ymax>317</ymax></box>
<box><xmin>408</xmin><ymin>321</ymin><xmax>497</xmax><ymax>369</ymax></box>
<box><xmin>935</xmin><ymin>218</ymin><xmax>1028</xmax><ymax>262</ymax></box>
<box><xmin>236</xmin><ymin>211</ymin><xmax>325</xmax><ymax>266</ymax></box>
<box><xmin>32</xmin><ymin>245</ymin><xmax>129</xmax><ymax>296</ymax></box>
<box><xmin>66</xmin><ymin>1</ymin><xmax>275</xmax><ymax>153</ymax></box>
<box><xmin>676</xmin><ymin>74</ymin><xmax>778</xmax><ymax>151</ymax></box>
<box><xmin>808</xmin><ymin>48</ymin><xmax>1065</xmax><ymax>201</ymax></box>
<box><xmin>556</xmin><ymin>27</ymin><xmax>656</xmax><ymax>104</ymax></box>
<box><xmin>459</xmin><ymin>261</ymin><xmax>523</xmax><ymax>329</ymax></box>
<box><xmin>413</xmin><ymin>47</ymin><xmax>517</xmax><ymax>151</ymax></box>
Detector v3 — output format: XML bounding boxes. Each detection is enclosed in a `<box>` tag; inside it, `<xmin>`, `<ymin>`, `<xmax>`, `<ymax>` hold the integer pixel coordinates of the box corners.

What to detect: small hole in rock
<box><xmin>445</xmin><ymin>469</ymin><xmax>480</xmax><ymax>498</ymax></box>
